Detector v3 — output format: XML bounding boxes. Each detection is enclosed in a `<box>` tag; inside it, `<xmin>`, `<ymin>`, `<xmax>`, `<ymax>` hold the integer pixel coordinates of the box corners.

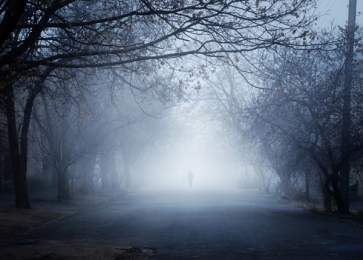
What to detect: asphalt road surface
<box><xmin>26</xmin><ymin>188</ymin><xmax>363</xmax><ymax>259</ymax></box>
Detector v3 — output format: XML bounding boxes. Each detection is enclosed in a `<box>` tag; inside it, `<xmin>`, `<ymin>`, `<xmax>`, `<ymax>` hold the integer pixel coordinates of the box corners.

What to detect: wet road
<box><xmin>27</xmin><ymin>188</ymin><xmax>363</xmax><ymax>259</ymax></box>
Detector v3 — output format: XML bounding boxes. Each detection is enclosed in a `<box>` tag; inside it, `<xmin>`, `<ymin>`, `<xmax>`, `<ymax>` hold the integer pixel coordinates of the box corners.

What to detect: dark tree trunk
<box><xmin>329</xmin><ymin>175</ymin><xmax>346</xmax><ymax>214</ymax></box>
<box><xmin>59</xmin><ymin>131</ymin><xmax>72</xmax><ymax>201</ymax></box>
<box><xmin>339</xmin><ymin>164</ymin><xmax>350</xmax><ymax>214</ymax></box>
<box><xmin>322</xmin><ymin>187</ymin><xmax>332</xmax><ymax>212</ymax></box>
<box><xmin>57</xmin><ymin>167</ymin><xmax>71</xmax><ymax>201</ymax></box>
<box><xmin>305</xmin><ymin>170</ymin><xmax>310</xmax><ymax>201</ymax></box>
<box><xmin>57</xmin><ymin>173</ymin><xmax>61</xmax><ymax>202</ymax></box>
<box><xmin>0</xmin><ymin>132</ymin><xmax>4</xmax><ymax>190</ymax></box>
<box><xmin>314</xmin><ymin>156</ymin><xmax>347</xmax><ymax>214</ymax></box>
<box><xmin>0</xmin><ymin>0</ymin><xmax>27</xmax><ymax>47</ymax></box>
<box><xmin>39</xmin><ymin>93</ymin><xmax>72</xmax><ymax>201</ymax></box>
<box><xmin>54</xmin><ymin>155</ymin><xmax>72</xmax><ymax>202</ymax></box>
<box><xmin>5</xmin><ymin>87</ymin><xmax>34</xmax><ymax>209</ymax></box>
<box><xmin>56</xmin><ymin>157</ymin><xmax>72</xmax><ymax>202</ymax></box>
<box><xmin>322</xmin><ymin>172</ymin><xmax>346</xmax><ymax>214</ymax></box>
<box><xmin>320</xmin><ymin>175</ymin><xmax>331</xmax><ymax>212</ymax></box>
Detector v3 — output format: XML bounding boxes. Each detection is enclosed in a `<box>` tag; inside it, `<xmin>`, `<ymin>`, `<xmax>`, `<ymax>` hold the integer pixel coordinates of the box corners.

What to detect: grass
<box><xmin>32</xmin><ymin>188</ymin><xmax>122</xmax><ymax>205</ymax></box>
<box><xmin>289</xmin><ymin>197</ymin><xmax>363</xmax><ymax>225</ymax></box>
<box><xmin>0</xmin><ymin>207</ymin><xmax>71</xmax><ymax>242</ymax></box>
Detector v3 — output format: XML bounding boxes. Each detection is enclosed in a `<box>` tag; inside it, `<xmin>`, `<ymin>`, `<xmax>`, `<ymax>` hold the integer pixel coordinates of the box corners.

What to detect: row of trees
<box><xmin>205</xmin><ymin>27</ymin><xmax>363</xmax><ymax>214</ymax></box>
<box><xmin>3</xmin><ymin>67</ymin><xmax>171</xmax><ymax>200</ymax></box>
<box><xmin>0</xmin><ymin>0</ymin><xmax>319</xmax><ymax>208</ymax></box>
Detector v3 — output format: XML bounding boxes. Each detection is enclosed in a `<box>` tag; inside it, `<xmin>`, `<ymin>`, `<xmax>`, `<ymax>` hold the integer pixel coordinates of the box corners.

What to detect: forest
<box><xmin>0</xmin><ymin>0</ymin><xmax>362</xmax><ymax>217</ymax></box>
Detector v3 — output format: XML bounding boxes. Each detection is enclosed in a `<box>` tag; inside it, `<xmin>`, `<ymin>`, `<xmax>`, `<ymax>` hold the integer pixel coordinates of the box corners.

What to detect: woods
<box><xmin>0</xmin><ymin>0</ymin><xmax>362</xmax><ymax>216</ymax></box>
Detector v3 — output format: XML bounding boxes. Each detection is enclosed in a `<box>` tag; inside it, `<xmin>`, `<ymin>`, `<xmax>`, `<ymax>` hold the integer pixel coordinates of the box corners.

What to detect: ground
<box><xmin>0</xmin><ymin>191</ymin><xmax>151</xmax><ymax>260</ymax></box>
<box><xmin>1</xmin><ymin>188</ymin><xmax>362</xmax><ymax>259</ymax></box>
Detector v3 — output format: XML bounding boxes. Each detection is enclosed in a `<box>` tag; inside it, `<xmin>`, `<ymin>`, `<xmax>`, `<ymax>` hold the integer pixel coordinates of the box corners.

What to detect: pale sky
<box><xmin>317</xmin><ymin>0</ymin><xmax>363</xmax><ymax>27</ymax></box>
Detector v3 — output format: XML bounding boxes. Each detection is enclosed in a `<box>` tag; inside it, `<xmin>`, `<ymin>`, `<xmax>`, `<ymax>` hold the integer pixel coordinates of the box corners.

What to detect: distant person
<box><xmin>187</xmin><ymin>170</ymin><xmax>194</xmax><ymax>188</ymax></box>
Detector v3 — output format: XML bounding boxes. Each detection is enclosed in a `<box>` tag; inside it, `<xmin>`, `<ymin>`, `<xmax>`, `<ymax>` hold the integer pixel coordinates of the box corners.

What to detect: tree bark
<box><xmin>320</xmin><ymin>175</ymin><xmax>331</xmax><ymax>212</ymax></box>
<box><xmin>0</xmin><ymin>132</ymin><xmax>4</xmax><ymax>190</ymax></box>
<box><xmin>5</xmin><ymin>87</ymin><xmax>34</xmax><ymax>209</ymax></box>
<box><xmin>305</xmin><ymin>170</ymin><xmax>310</xmax><ymax>201</ymax></box>
<box><xmin>329</xmin><ymin>173</ymin><xmax>346</xmax><ymax>214</ymax></box>
<box><xmin>322</xmin><ymin>172</ymin><xmax>347</xmax><ymax>214</ymax></box>
<box><xmin>0</xmin><ymin>0</ymin><xmax>27</xmax><ymax>47</ymax></box>
<box><xmin>58</xmin><ymin>166</ymin><xmax>71</xmax><ymax>201</ymax></box>
<box><xmin>322</xmin><ymin>188</ymin><xmax>332</xmax><ymax>212</ymax></box>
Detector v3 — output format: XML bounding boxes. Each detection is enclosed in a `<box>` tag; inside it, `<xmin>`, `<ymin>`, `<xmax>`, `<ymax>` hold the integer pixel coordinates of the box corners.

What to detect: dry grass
<box><xmin>290</xmin><ymin>198</ymin><xmax>363</xmax><ymax>227</ymax></box>
<box><xmin>0</xmin><ymin>191</ymin><xmax>153</xmax><ymax>259</ymax></box>
<box><xmin>33</xmin><ymin>190</ymin><xmax>122</xmax><ymax>206</ymax></box>
<box><xmin>0</xmin><ymin>207</ymin><xmax>71</xmax><ymax>242</ymax></box>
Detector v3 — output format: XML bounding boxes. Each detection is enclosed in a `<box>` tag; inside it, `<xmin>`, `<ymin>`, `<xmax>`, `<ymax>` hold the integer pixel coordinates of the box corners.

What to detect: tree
<box><xmin>0</xmin><ymin>0</ymin><xmax>318</xmax><ymax>208</ymax></box>
<box><xmin>248</xmin><ymin>29</ymin><xmax>363</xmax><ymax>213</ymax></box>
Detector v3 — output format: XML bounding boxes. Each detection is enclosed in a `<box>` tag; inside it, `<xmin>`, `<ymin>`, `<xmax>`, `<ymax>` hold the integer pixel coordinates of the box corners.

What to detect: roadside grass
<box><xmin>70</xmin><ymin>190</ymin><xmax>122</xmax><ymax>205</ymax></box>
<box><xmin>0</xmin><ymin>207</ymin><xmax>71</xmax><ymax>242</ymax></box>
<box><xmin>33</xmin><ymin>188</ymin><xmax>123</xmax><ymax>206</ymax></box>
<box><xmin>0</xmin><ymin>190</ymin><xmax>152</xmax><ymax>260</ymax></box>
<box><xmin>290</xmin><ymin>197</ymin><xmax>363</xmax><ymax>223</ymax></box>
<box><xmin>0</xmin><ymin>189</ymin><xmax>122</xmax><ymax>242</ymax></box>
<box><xmin>274</xmin><ymin>192</ymin><xmax>363</xmax><ymax>223</ymax></box>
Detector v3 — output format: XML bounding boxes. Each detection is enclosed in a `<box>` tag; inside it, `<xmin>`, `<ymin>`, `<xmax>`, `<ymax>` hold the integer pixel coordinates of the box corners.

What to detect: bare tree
<box><xmin>0</xmin><ymin>0</ymin><xmax>319</xmax><ymax>208</ymax></box>
<box><xmin>248</xmin><ymin>29</ymin><xmax>363</xmax><ymax>214</ymax></box>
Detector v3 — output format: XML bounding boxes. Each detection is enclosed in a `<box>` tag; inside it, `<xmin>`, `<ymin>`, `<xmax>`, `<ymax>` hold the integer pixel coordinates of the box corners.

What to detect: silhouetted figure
<box><xmin>187</xmin><ymin>170</ymin><xmax>194</xmax><ymax>188</ymax></box>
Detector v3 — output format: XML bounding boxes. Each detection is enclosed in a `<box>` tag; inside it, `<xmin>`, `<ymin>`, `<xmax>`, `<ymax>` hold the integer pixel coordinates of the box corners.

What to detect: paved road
<box><xmin>26</xmin><ymin>188</ymin><xmax>363</xmax><ymax>259</ymax></box>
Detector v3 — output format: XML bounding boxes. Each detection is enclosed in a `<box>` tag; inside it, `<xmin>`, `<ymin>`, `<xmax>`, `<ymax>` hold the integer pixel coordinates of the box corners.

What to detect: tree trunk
<box><xmin>320</xmin><ymin>175</ymin><xmax>331</xmax><ymax>212</ymax></box>
<box><xmin>124</xmin><ymin>160</ymin><xmax>131</xmax><ymax>189</ymax></box>
<box><xmin>56</xmin><ymin>156</ymin><xmax>72</xmax><ymax>202</ymax></box>
<box><xmin>58</xmin><ymin>167</ymin><xmax>71</xmax><ymax>201</ymax></box>
<box><xmin>339</xmin><ymin>165</ymin><xmax>350</xmax><ymax>214</ymax></box>
<box><xmin>39</xmin><ymin>93</ymin><xmax>72</xmax><ymax>201</ymax></box>
<box><xmin>322</xmin><ymin>187</ymin><xmax>332</xmax><ymax>212</ymax></box>
<box><xmin>305</xmin><ymin>170</ymin><xmax>310</xmax><ymax>201</ymax></box>
<box><xmin>321</xmin><ymin>172</ymin><xmax>347</xmax><ymax>214</ymax></box>
<box><xmin>0</xmin><ymin>132</ymin><xmax>4</xmax><ymax>190</ymax></box>
<box><xmin>252</xmin><ymin>165</ymin><xmax>264</xmax><ymax>192</ymax></box>
<box><xmin>59</xmin><ymin>130</ymin><xmax>72</xmax><ymax>200</ymax></box>
<box><xmin>100</xmin><ymin>152</ymin><xmax>110</xmax><ymax>189</ymax></box>
<box><xmin>329</xmin><ymin>174</ymin><xmax>346</xmax><ymax>214</ymax></box>
<box><xmin>110</xmin><ymin>156</ymin><xmax>120</xmax><ymax>189</ymax></box>
<box><xmin>57</xmin><ymin>173</ymin><xmax>61</xmax><ymax>202</ymax></box>
<box><xmin>279</xmin><ymin>173</ymin><xmax>291</xmax><ymax>198</ymax></box>
<box><xmin>5</xmin><ymin>87</ymin><xmax>34</xmax><ymax>209</ymax></box>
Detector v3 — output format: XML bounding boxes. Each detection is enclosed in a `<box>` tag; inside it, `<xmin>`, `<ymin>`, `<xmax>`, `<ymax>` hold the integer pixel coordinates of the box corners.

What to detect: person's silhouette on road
<box><xmin>187</xmin><ymin>170</ymin><xmax>194</xmax><ymax>188</ymax></box>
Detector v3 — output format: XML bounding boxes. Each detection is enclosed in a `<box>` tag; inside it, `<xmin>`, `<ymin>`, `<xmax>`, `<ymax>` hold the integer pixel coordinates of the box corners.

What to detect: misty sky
<box><xmin>317</xmin><ymin>0</ymin><xmax>363</xmax><ymax>27</ymax></box>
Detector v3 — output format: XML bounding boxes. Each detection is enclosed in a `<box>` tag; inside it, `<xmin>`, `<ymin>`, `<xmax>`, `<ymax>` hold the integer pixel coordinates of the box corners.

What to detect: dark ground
<box><xmin>1</xmin><ymin>187</ymin><xmax>363</xmax><ymax>259</ymax></box>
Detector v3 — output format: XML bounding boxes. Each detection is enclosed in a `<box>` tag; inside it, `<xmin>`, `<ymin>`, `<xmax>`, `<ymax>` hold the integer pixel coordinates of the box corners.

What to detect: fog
<box><xmin>0</xmin><ymin>0</ymin><xmax>363</xmax><ymax>260</ymax></box>
<box><xmin>3</xmin><ymin>2</ymin><xmax>363</xmax><ymax>259</ymax></box>
<box><xmin>4</xmin><ymin>0</ymin><xmax>361</xmax><ymax>217</ymax></box>
<box><xmin>130</xmin><ymin>107</ymin><xmax>249</xmax><ymax>192</ymax></box>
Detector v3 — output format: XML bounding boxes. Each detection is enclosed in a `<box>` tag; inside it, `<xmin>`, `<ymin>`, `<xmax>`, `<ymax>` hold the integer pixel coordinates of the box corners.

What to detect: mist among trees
<box><xmin>0</xmin><ymin>0</ymin><xmax>362</xmax><ymax>217</ymax></box>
